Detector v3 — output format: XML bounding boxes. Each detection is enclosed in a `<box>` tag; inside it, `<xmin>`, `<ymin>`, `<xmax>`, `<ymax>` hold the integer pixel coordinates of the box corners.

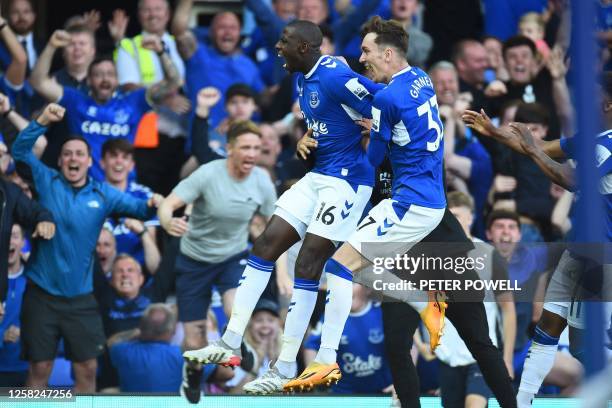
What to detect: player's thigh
<box><xmin>306</xmin><ymin>174</ymin><xmax>373</xmax><ymax>242</ymax></box>
<box><xmin>274</xmin><ymin>173</ymin><xmax>319</xmax><ymax>239</ymax></box>
<box><xmin>348</xmin><ymin>199</ymin><xmax>444</xmax><ymax>262</ymax></box>
<box><xmin>544</xmin><ymin>251</ymin><xmax>583</xmax><ymax>322</ymax></box>
<box><xmin>175</xmin><ymin>252</ymin><xmax>215</xmax><ymax>322</ymax></box>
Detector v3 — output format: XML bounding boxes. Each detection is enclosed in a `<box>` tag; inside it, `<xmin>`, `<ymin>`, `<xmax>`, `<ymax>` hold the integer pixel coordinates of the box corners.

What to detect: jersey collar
<box><xmin>391</xmin><ymin>64</ymin><xmax>413</xmax><ymax>80</ymax></box>
<box><xmin>305</xmin><ymin>55</ymin><xmax>329</xmax><ymax>79</ymax></box>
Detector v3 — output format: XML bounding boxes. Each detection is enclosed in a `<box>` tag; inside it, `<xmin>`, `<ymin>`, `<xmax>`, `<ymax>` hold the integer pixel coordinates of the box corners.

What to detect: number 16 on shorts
<box><xmin>315</xmin><ymin>202</ymin><xmax>337</xmax><ymax>225</ymax></box>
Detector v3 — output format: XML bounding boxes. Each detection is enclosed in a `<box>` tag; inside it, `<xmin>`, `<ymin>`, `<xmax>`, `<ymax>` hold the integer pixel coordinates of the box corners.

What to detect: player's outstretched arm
<box><xmin>509</xmin><ymin>123</ymin><xmax>575</xmax><ymax>190</ymax></box>
<box><xmin>461</xmin><ymin>109</ymin><xmax>525</xmax><ymax>155</ymax></box>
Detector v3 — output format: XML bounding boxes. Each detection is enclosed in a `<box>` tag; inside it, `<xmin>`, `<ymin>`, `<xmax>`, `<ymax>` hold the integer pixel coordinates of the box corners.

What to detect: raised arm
<box><xmin>30</xmin><ymin>30</ymin><xmax>69</xmax><ymax>102</ymax></box>
<box><xmin>172</xmin><ymin>0</ymin><xmax>198</xmax><ymax>60</ymax></box>
<box><xmin>192</xmin><ymin>87</ymin><xmax>223</xmax><ymax>164</ymax></box>
<box><xmin>244</xmin><ymin>0</ymin><xmax>285</xmax><ymax>46</ymax></box>
<box><xmin>141</xmin><ymin>35</ymin><xmax>183</xmax><ymax>106</ymax></box>
<box><xmin>0</xmin><ymin>13</ymin><xmax>26</xmax><ymax>87</ymax></box>
<box><xmin>547</xmin><ymin>46</ymin><xmax>574</xmax><ymax>137</ymax></box>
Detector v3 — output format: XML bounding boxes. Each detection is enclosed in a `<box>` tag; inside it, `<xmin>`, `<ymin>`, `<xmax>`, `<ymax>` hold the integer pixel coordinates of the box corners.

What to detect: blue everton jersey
<box><xmin>60</xmin><ymin>87</ymin><xmax>152</xmax><ymax>181</ymax></box>
<box><xmin>560</xmin><ymin>129</ymin><xmax>612</xmax><ymax>242</ymax></box>
<box><xmin>305</xmin><ymin>302</ymin><xmax>393</xmax><ymax>394</ymax></box>
<box><xmin>104</xmin><ymin>182</ymin><xmax>160</xmax><ymax>266</ymax></box>
<box><xmin>370</xmin><ymin>66</ymin><xmax>446</xmax><ymax>209</ymax></box>
<box><xmin>297</xmin><ymin>56</ymin><xmax>376</xmax><ymax>187</ymax></box>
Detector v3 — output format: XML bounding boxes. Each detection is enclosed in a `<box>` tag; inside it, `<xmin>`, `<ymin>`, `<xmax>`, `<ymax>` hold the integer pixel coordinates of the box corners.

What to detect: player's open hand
<box><xmin>461</xmin><ymin>109</ymin><xmax>495</xmax><ymax>137</ymax></box>
<box><xmin>164</xmin><ymin>216</ymin><xmax>189</xmax><ymax>237</ymax></box>
<box><xmin>49</xmin><ymin>30</ymin><xmax>71</xmax><ymax>48</ymax></box>
<box><xmin>33</xmin><ymin>221</ymin><xmax>55</xmax><ymax>240</ymax></box>
<box><xmin>297</xmin><ymin>128</ymin><xmax>317</xmax><ymax>160</ymax></box>
<box><xmin>37</xmin><ymin>104</ymin><xmax>65</xmax><ymax>126</ymax></box>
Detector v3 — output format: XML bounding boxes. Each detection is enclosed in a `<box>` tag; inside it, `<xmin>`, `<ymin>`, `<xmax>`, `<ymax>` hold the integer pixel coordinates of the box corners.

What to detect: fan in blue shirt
<box><xmin>11</xmin><ymin>104</ymin><xmax>161</xmax><ymax>298</ymax></box>
<box><xmin>100</xmin><ymin>138</ymin><xmax>160</xmax><ymax>272</ymax></box>
<box><xmin>29</xmin><ymin>30</ymin><xmax>183</xmax><ymax>181</ymax></box>
<box><xmin>109</xmin><ymin>303</ymin><xmax>225</xmax><ymax>393</ymax></box>
<box><xmin>173</xmin><ymin>3</ymin><xmax>265</xmax><ymax>129</ymax></box>
<box><xmin>304</xmin><ymin>284</ymin><xmax>393</xmax><ymax>394</ymax></box>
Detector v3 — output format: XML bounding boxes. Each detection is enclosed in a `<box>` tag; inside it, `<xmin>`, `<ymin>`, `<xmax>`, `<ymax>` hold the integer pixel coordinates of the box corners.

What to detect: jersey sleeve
<box><xmin>325</xmin><ymin>68</ymin><xmax>374</xmax><ymax>118</ymax></box>
<box><xmin>596</xmin><ymin>141</ymin><xmax>612</xmax><ymax>176</ymax></box>
<box><xmin>370</xmin><ymin>92</ymin><xmax>395</xmax><ymax>143</ymax></box>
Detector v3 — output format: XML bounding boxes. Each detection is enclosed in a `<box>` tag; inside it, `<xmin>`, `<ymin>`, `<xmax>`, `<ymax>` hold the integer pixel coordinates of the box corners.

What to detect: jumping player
<box><xmin>287</xmin><ymin>18</ymin><xmax>518</xmax><ymax>408</ymax></box>
<box><xmin>181</xmin><ymin>20</ymin><xmax>382</xmax><ymax>399</ymax></box>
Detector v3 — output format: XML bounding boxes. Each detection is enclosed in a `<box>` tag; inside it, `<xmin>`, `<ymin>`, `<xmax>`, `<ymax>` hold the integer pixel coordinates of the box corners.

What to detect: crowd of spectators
<box><xmin>0</xmin><ymin>0</ymin><xmax>604</xmax><ymax>400</ymax></box>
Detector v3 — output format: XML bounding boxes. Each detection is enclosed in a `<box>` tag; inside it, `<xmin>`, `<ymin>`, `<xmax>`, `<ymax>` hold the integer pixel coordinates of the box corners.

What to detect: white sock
<box><xmin>315</xmin><ymin>259</ymin><xmax>353</xmax><ymax>365</ymax></box>
<box><xmin>517</xmin><ymin>326</ymin><xmax>559</xmax><ymax>408</ymax></box>
<box><xmin>277</xmin><ymin>278</ymin><xmax>319</xmax><ymax>376</ymax></box>
<box><xmin>223</xmin><ymin>255</ymin><xmax>274</xmax><ymax>349</ymax></box>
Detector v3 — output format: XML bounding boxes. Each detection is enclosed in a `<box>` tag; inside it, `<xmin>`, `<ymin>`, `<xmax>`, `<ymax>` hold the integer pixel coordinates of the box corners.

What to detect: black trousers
<box><xmin>382</xmin><ymin>208</ymin><xmax>516</xmax><ymax>408</ymax></box>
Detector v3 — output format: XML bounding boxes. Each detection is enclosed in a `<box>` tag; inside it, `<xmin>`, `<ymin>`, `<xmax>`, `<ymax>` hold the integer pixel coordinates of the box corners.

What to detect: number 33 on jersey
<box><xmin>370</xmin><ymin>66</ymin><xmax>446</xmax><ymax>209</ymax></box>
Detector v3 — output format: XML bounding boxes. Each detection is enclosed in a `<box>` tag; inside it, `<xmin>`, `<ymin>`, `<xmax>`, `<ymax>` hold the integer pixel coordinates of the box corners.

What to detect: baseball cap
<box><xmin>253</xmin><ymin>298</ymin><xmax>280</xmax><ymax>317</ymax></box>
<box><xmin>225</xmin><ymin>83</ymin><xmax>256</xmax><ymax>102</ymax></box>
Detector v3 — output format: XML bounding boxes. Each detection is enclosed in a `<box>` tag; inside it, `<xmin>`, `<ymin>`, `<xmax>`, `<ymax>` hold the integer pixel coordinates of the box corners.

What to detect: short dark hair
<box><xmin>62</xmin><ymin>135</ymin><xmax>91</xmax><ymax>156</ymax></box>
<box><xmin>287</xmin><ymin>20</ymin><xmax>323</xmax><ymax>49</ymax></box>
<box><xmin>227</xmin><ymin>120</ymin><xmax>262</xmax><ymax>144</ymax></box>
<box><xmin>87</xmin><ymin>55</ymin><xmax>115</xmax><ymax>77</ymax></box>
<box><xmin>102</xmin><ymin>138</ymin><xmax>134</xmax><ymax>158</ymax></box>
<box><xmin>502</xmin><ymin>35</ymin><xmax>536</xmax><ymax>59</ymax></box>
<box><xmin>487</xmin><ymin>210</ymin><xmax>521</xmax><ymax>230</ymax></box>
<box><xmin>361</xmin><ymin>16</ymin><xmax>408</xmax><ymax>58</ymax></box>
<box><xmin>514</xmin><ymin>102</ymin><xmax>549</xmax><ymax>127</ymax></box>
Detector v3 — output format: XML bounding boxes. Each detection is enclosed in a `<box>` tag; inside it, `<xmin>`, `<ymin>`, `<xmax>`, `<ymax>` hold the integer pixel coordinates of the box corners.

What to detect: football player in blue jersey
<box><xmin>463</xmin><ymin>72</ymin><xmax>612</xmax><ymax>408</ymax></box>
<box><xmin>287</xmin><ymin>18</ymin><xmax>517</xmax><ymax>408</ymax></box>
<box><xmin>29</xmin><ymin>29</ymin><xmax>183</xmax><ymax>180</ymax></box>
<box><xmin>181</xmin><ymin>20</ymin><xmax>384</xmax><ymax>398</ymax></box>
